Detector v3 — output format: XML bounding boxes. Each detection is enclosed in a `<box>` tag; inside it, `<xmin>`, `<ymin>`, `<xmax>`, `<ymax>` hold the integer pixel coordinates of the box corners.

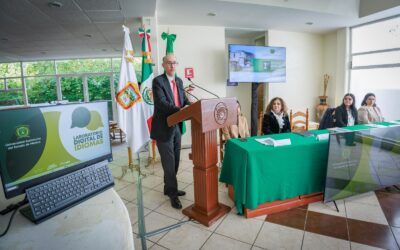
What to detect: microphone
<box><xmin>187</xmin><ymin>78</ymin><xmax>219</xmax><ymax>98</ymax></box>
<box><xmin>184</xmin><ymin>86</ymin><xmax>199</xmax><ymax>101</ymax></box>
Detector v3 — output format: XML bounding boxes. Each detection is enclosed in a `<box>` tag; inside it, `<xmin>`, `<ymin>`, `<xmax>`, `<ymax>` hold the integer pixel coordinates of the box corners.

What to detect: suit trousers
<box><xmin>156</xmin><ymin>126</ymin><xmax>182</xmax><ymax>198</ymax></box>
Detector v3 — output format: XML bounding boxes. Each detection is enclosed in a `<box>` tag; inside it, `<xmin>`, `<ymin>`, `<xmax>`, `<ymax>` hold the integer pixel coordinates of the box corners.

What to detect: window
<box><xmin>350</xmin><ymin>16</ymin><xmax>400</xmax><ymax>121</ymax></box>
<box><xmin>26</xmin><ymin>77</ymin><xmax>57</xmax><ymax>104</ymax></box>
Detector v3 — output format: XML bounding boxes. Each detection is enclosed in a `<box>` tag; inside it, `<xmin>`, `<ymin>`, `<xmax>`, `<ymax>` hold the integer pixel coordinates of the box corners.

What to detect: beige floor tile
<box><xmin>154</xmin><ymin>198</ymin><xmax>192</xmax><ymax>220</ymax></box>
<box><xmin>117</xmin><ymin>183</ymin><xmax>150</xmax><ymax>202</ymax></box>
<box><xmin>308</xmin><ymin>200</ymin><xmax>346</xmax><ymax>217</ymax></box>
<box><xmin>142</xmin><ymin>190</ymin><xmax>169</xmax><ymax>210</ymax></box>
<box><xmin>182</xmin><ymin>184</ymin><xmax>195</xmax><ymax>202</ymax></box>
<box><xmin>152</xmin><ymin>181</ymin><xmax>190</xmax><ymax>194</ymax></box>
<box><xmin>158</xmin><ymin>223</ymin><xmax>212</xmax><ymax>250</ymax></box>
<box><xmin>133</xmin><ymin>234</ymin><xmax>154</xmax><ymax>250</ymax></box>
<box><xmin>302</xmin><ymin>232</ymin><xmax>350</xmax><ymax>250</ymax></box>
<box><xmin>121</xmin><ymin>170</ymin><xmax>139</xmax><ymax>183</ymax></box>
<box><xmin>141</xmin><ymin>175</ymin><xmax>164</xmax><ymax>189</ymax></box>
<box><xmin>216</xmin><ymin>212</ymin><xmax>263</xmax><ymax>244</ymax></box>
<box><xmin>218</xmin><ymin>182</ymin><xmax>229</xmax><ymax>194</ymax></box>
<box><xmin>152</xmin><ymin>168</ymin><xmax>165</xmax><ymax>178</ymax></box>
<box><xmin>185</xmin><ymin>209</ymin><xmax>228</xmax><ymax>233</ymax></box>
<box><xmin>254</xmin><ymin>222</ymin><xmax>303</xmax><ymax>249</ymax></box>
<box><xmin>345</xmin><ymin>201</ymin><xmax>388</xmax><ymax>225</ymax></box>
<box><xmin>125</xmin><ymin>202</ymin><xmax>152</xmax><ymax>225</ymax></box>
<box><xmin>133</xmin><ymin>211</ymin><xmax>180</xmax><ymax>242</ymax></box>
<box><xmin>251</xmin><ymin>246</ymin><xmax>266</xmax><ymax>250</ymax></box>
<box><xmin>149</xmin><ymin>243</ymin><xmax>169</xmax><ymax>250</ymax></box>
<box><xmin>202</xmin><ymin>233</ymin><xmax>252</xmax><ymax>250</ymax></box>
<box><xmin>344</xmin><ymin>192</ymin><xmax>381</xmax><ymax>206</ymax></box>
<box><xmin>113</xmin><ymin>178</ymin><xmax>131</xmax><ymax>191</ymax></box>
<box><xmin>350</xmin><ymin>242</ymin><xmax>386</xmax><ymax>250</ymax></box>
<box><xmin>218</xmin><ymin>191</ymin><xmax>234</xmax><ymax>208</ymax></box>
<box><xmin>176</xmin><ymin>171</ymin><xmax>193</xmax><ymax>184</ymax></box>
<box><xmin>111</xmin><ymin>166</ymin><xmax>124</xmax><ymax>178</ymax></box>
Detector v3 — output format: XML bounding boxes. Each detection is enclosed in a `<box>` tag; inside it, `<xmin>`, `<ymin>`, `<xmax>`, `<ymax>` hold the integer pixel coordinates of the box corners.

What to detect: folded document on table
<box><xmin>255</xmin><ymin>138</ymin><xmax>291</xmax><ymax>147</ymax></box>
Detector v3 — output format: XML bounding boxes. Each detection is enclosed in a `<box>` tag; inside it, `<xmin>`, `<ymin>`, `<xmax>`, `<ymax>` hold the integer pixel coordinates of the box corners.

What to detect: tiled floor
<box><xmin>110</xmin><ymin>142</ymin><xmax>400</xmax><ymax>250</ymax></box>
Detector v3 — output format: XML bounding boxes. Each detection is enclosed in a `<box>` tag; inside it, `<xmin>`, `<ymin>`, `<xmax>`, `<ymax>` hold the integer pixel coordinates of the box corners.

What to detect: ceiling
<box><xmin>0</xmin><ymin>0</ymin><xmax>399</xmax><ymax>63</ymax></box>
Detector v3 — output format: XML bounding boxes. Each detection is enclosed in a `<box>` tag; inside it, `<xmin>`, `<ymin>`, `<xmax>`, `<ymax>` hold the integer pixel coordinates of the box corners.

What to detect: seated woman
<box><xmin>262</xmin><ymin>97</ymin><xmax>291</xmax><ymax>135</ymax></box>
<box><xmin>335</xmin><ymin>93</ymin><xmax>358</xmax><ymax>127</ymax></box>
<box><xmin>358</xmin><ymin>93</ymin><xmax>384</xmax><ymax>124</ymax></box>
<box><xmin>221</xmin><ymin>101</ymin><xmax>250</xmax><ymax>140</ymax></box>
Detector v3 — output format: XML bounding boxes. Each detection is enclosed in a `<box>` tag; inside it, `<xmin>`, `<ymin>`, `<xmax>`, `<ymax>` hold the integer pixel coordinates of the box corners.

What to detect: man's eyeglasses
<box><xmin>165</xmin><ymin>61</ymin><xmax>179</xmax><ymax>66</ymax></box>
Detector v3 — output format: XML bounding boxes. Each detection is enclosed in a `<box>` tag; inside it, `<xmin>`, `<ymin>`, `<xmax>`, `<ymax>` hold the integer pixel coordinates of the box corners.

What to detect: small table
<box><xmin>0</xmin><ymin>189</ymin><xmax>134</xmax><ymax>250</ymax></box>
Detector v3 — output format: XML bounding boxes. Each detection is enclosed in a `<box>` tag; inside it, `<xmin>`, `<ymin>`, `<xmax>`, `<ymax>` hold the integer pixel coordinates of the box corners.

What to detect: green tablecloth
<box><xmin>219</xmin><ymin>123</ymin><xmax>398</xmax><ymax>214</ymax></box>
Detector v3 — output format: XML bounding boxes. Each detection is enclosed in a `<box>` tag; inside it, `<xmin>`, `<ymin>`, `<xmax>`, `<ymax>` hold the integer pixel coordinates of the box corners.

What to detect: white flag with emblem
<box><xmin>116</xmin><ymin>25</ymin><xmax>150</xmax><ymax>153</ymax></box>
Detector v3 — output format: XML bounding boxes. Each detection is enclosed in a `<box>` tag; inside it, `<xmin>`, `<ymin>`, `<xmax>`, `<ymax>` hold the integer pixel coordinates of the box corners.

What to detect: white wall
<box><xmin>322</xmin><ymin>28</ymin><xmax>350</xmax><ymax>107</ymax></box>
<box><xmin>267</xmin><ymin>30</ymin><xmax>324</xmax><ymax>121</ymax></box>
<box><xmin>225</xmin><ymin>37</ymin><xmax>253</xmax><ymax>124</ymax></box>
<box><xmin>157</xmin><ymin>25</ymin><xmax>226</xmax><ymax>146</ymax></box>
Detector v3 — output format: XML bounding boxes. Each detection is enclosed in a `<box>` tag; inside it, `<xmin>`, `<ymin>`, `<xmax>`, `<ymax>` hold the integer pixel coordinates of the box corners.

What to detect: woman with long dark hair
<box><xmin>334</xmin><ymin>93</ymin><xmax>358</xmax><ymax>127</ymax></box>
<box><xmin>358</xmin><ymin>93</ymin><xmax>384</xmax><ymax>124</ymax></box>
<box><xmin>262</xmin><ymin>97</ymin><xmax>291</xmax><ymax>134</ymax></box>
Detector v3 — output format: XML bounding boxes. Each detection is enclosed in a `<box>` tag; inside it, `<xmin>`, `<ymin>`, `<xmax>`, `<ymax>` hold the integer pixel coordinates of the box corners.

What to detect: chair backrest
<box><xmin>290</xmin><ymin>109</ymin><xmax>309</xmax><ymax>132</ymax></box>
<box><xmin>319</xmin><ymin>108</ymin><xmax>336</xmax><ymax>130</ymax></box>
<box><xmin>257</xmin><ymin>111</ymin><xmax>264</xmax><ymax>135</ymax></box>
<box><xmin>219</xmin><ymin>128</ymin><xmax>227</xmax><ymax>163</ymax></box>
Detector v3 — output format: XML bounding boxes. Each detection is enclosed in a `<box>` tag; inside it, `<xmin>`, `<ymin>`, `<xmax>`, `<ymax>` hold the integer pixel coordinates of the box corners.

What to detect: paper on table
<box><xmin>255</xmin><ymin>138</ymin><xmax>291</xmax><ymax>147</ymax></box>
<box><xmin>316</xmin><ymin>133</ymin><xmax>329</xmax><ymax>141</ymax></box>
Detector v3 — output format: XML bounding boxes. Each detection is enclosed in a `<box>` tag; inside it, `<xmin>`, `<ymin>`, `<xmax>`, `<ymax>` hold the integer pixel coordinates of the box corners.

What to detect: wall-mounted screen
<box><xmin>228</xmin><ymin>44</ymin><xmax>286</xmax><ymax>83</ymax></box>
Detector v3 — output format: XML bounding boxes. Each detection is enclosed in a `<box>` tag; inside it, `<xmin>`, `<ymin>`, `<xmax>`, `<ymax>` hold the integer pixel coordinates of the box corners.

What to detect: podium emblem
<box><xmin>214</xmin><ymin>102</ymin><xmax>228</xmax><ymax>125</ymax></box>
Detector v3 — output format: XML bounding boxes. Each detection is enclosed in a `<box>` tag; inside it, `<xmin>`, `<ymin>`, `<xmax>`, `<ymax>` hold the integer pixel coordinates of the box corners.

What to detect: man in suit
<box><xmin>151</xmin><ymin>54</ymin><xmax>191</xmax><ymax>209</ymax></box>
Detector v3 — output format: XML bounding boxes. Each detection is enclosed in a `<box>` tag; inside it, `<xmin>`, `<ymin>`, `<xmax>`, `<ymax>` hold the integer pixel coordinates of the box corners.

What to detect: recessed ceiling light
<box><xmin>305</xmin><ymin>22</ymin><xmax>313</xmax><ymax>25</ymax></box>
<box><xmin>84</xmin><ymin>34</ymin><xmax>92</xmax><ymax>38</ymax></box>
<box><xmin>48</xmin><ymin>1</ymin><xmax>63</xmax><ymax>8</ymax></box>
<box><xmin>207</xmin><ymin>12</ymin><xmax>217</xmax><ymax>17</ymax></box>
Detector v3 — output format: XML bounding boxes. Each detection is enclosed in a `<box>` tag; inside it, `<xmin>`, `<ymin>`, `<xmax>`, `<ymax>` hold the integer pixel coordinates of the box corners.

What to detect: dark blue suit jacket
<box><xmin>150</xmin><ymin>74</ymin><xmax>190</xmax><ymax>142</ymax></box>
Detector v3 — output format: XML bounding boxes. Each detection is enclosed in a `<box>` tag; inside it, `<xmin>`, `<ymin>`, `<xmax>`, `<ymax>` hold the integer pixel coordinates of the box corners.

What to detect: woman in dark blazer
<box><xmin>262</xmin><ymin>97</ymin><xmax>291</xmax><ymax>135</ymax></box>
<box><xmin>335</xmin><ymin>93</ymin><xmax>358</xmax><ymax>127</ymax></box>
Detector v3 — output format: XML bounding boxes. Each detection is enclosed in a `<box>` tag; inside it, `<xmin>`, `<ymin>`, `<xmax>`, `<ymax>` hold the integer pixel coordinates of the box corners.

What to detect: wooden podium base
<box><xmin>182</xmin><ymin>203</ymin><xmax>231</xmax><ymax>227</ymax></box>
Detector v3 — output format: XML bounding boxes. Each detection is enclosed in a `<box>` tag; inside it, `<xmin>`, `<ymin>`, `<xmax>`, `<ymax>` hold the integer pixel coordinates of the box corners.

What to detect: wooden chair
<box><xmin>219</xmin><ymin>128</ymin><xmax>226</xmax><ymax>163</ymax></box>
<box><xmin>257</xmin><ymin>111</ymin><xmax>264</xmax><ymax>135</ymax></box>
<box><xmin>290</xmin><ymin>109</ymin><xmax>309</xmax><ymax>132</ymax></box>
<box><xmin>109</xmin><ymin>121</ymin><xmax>126</xmax><ymax>143</ymax></box>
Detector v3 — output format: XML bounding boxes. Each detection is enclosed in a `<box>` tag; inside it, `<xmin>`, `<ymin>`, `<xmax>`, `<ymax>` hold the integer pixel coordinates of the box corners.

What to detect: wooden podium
<box><xmin>167</xmin><ymin>98</ymin><xmax>237</xmax><ymax>226</ymax></box>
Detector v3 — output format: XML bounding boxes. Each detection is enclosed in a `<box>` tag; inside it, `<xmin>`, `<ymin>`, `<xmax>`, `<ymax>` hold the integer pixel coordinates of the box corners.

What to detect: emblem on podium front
<box><xmin>214</xmin><ymin>102</ymin><xmax>228</xmax><ymax>125</ymax></box>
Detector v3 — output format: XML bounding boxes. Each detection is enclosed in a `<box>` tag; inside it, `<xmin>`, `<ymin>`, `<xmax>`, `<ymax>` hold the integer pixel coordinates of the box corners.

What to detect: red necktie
<box><xmin>171</xmin><ymin>79</ymin><xmax>181</xmax><ymax>107</ymax></box>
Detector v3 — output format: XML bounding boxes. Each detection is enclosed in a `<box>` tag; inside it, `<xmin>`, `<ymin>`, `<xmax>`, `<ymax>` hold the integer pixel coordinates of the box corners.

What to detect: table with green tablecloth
<box><xmin>219</xmin><ymin>123</ymin><xmax>396</xmax><ymax>214</ymax></box>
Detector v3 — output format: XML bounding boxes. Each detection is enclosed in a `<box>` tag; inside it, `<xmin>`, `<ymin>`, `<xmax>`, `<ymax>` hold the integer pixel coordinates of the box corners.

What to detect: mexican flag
<box><xmin>161</xmin><ymin>32</ymin><xmax>186</xmax><ymax>134</ymax></box>
<box><xmin>138</xmin><ymin>28</ymin><xmax>154</xmax><ymax>132</ymax></box>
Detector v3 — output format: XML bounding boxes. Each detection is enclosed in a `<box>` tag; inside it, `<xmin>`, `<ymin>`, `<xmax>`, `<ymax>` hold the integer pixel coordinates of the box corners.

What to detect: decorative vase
<box><xmin>316</xmin><ymin>96</ymin><xmax>328</xmax><ymax>122</ymax></box>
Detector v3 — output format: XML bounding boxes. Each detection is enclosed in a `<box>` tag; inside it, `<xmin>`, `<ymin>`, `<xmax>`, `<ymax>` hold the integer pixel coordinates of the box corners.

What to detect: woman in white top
<box><xmin>358</xmin><ymin>93</ymin><xmax>384</xmax><ymax>124</ymax></box>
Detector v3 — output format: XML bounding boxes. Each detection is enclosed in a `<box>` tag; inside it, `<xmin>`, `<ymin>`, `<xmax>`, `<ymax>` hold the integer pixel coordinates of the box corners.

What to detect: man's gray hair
<box><xmin>162</xmin><ymin>54</ymin><xmax>175</xmax><ymax>63</ymax></box>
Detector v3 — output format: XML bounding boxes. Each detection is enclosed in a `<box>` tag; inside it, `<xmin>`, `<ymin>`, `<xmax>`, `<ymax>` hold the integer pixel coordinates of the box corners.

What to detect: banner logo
<box><xmin>116</xmin><ymin>81</ymin><xmax>142</xmax><ymax>109</ymax></box>
<box><xmin>15</xmin><ymin>125</ymin><xmax>30</xmax><ymax>139</ymax></box>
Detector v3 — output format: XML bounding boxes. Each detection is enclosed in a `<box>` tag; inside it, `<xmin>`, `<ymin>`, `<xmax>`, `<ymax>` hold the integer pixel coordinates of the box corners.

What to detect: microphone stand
<box><xmin>187</xmin><ymin>78</ymin><xmax>219</xmax><ymax>98</ymax></box>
